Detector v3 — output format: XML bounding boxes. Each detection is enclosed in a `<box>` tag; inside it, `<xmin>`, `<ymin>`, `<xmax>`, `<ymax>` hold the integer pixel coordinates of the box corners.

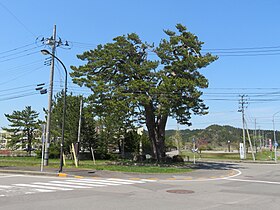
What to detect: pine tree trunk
<box><xmin>27</xmin><ymin>130</ymin><xmax>32</xmax><ymax>156</ymax></box>
<box><xmin>144</xmin><ymin>103</ymin><xmax>167</xmax><ymax>162</ymax></box>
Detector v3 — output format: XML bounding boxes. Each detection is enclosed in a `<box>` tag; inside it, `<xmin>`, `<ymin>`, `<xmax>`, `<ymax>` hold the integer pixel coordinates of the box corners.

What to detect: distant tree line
<box><xmin>165</xmin><ymin>124</ymin><xmax>277</xmax><ymax>151</ymax></box>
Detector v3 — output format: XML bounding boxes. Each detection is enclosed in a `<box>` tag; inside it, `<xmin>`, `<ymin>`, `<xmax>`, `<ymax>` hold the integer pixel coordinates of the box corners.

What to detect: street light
<box><xmin>41</xmin><ymin>49</ymin><xmax>67</xmax><ymax>172</ymax></box>
<box><xmin>272</xmin><ymin>111</ymin><xmax>280</xmax><ymax>163</ymax></box>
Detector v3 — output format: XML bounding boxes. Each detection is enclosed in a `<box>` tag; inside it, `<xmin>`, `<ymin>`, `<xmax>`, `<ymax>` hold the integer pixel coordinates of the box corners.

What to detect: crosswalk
<box><xmin>0</xmin><ymin>178</ymin><xmax>156</xmax><ymax>197</ymax></box>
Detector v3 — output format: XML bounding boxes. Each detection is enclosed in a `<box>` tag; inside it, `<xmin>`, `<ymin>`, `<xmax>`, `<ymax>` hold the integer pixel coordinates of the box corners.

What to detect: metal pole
<box><xmin>41</xmin><ymin>49</ymin><xmax>67</xmax><ymax>173</ymax></box>
<box><xmin>59</xmin><ymin>74</ymin><xmax>67</xmax><ymax>172</ymax></box>
<box><xmin>193</xmin><ymin>138</ymin><xmax>196</xmax><ymax>164</ymax></box>
<box><xmin>76</xmin><ymin>97</ymin><xmax>83</xmax><ymax>164</ymax></box>
<box><xmin>40</xmin><ymin>124</ymin><xmax>46</xmax><ymax>172</ymax></box>
<box><xmin>44</xmin><ymin>25</ymin><xmax>56</xmax><ymax>166</ymax></box>
<box><xmin>273</xmin><ymin>112</ymin><xmax>279</xmax><ymax>163</ymax></box>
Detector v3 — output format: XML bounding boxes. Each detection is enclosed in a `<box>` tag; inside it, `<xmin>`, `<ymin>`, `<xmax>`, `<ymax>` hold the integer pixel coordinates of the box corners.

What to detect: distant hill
<box><xmin>165</xmin><ymin>124</ymin><xmax>276</xmax><ymax>149</ymax></box>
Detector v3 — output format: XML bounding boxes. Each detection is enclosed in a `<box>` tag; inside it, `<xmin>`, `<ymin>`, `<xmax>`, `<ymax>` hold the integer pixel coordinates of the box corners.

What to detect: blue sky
<box><xmin>1</xmin><ymin>0</ymin><xmax>280</xmax><ymax>131</ymax></box>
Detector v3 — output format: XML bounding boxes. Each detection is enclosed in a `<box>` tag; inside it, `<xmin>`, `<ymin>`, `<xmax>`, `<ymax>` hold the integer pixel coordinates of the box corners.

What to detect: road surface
<box><xmin>0</xmin><ymin>162</ymin><xmax>279</xmax><ymax>210</ymax></box>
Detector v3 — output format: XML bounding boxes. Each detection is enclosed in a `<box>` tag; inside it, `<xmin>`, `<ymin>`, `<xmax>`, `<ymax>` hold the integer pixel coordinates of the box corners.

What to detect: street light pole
<box><xmin>41</xmin><ymin>49</ymin><xmax>67</xmax><ymax>172</ymax></box>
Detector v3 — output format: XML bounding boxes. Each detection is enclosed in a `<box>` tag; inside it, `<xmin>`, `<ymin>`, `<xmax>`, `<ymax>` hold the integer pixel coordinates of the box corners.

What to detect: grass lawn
<box><xmin>0</xmin><ymin>156</ymin><xmax>192</xmax><ymax>174</ymax></box>
<box><xmin>181</xmin><ymin>150</ymin><xmax>276</xmax><ymax>161</ymax></box>
<box><xmin>0</xmin><ymin>150</ymin><xmax>275</xmax><ymax>174</ymax></box>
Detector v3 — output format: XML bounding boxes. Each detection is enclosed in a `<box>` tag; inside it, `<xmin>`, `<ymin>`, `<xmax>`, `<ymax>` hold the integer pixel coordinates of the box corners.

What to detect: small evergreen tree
<box><xmin>2</xmin><ymin>106</ymin><xmax>41</xmax><ymax>155</ymax></box>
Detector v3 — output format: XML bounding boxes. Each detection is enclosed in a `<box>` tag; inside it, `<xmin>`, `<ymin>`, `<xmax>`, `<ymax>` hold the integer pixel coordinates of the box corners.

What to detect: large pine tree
<box><xmin>71</xmin><ymin>24</ymin><xmax>217</xmax><ymax>161</ymax></box>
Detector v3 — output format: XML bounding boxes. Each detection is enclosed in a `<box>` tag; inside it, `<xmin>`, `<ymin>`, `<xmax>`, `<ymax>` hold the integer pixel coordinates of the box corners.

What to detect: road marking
<box><xmin>226</xmin><ymin>178</ymin><xmax>280</xmax><ymax>185</ymax></box>
<box><xmin>34</xmin><ymin>182</ymin><xmax>91</xmax><ymax>189</ymax></box>
<box><xmin>58</xmin><ymin>173</ymin><xmax>67</xmax><ymax>177</ymax></box>
<box><xmin>67</xmin><ymin>179</ymin><xmax>132</xmax><ymax>185</ymax></box>
<box><xmin>50</xmin><ymin>180</ymin><xmax>107</xmax><ymax>187</ymax></box>
<box><xmin>108</xmin><ymin>178</ymin><xmax>146</xmax><ymax>184</ymax></box>
<box><xmin>25</xmin><ymin>192</ymin><xmax>35</xmax><ymax>195</ymax></box>
<box><xmin>34</xmin><ymin>189</ymin><xmax>55</xmax><ymax>193</ymax></box>
<box><xmin>14</xmin><ymin>183</ymin><xmax>73</xmax><ymax>191</ymax></box>
<box><xmin>0</xmin><ymin>185</ymin><xmax>13</xmax><ymax>189</ymax></box>
<box><xmin>140</xmin><ymin>179</ymin><xmax>158</xmax><ymax>182</ymax></box>
<box><xmin>61</xmin><ymin>179</ymin><xmax>121</xmax><ymax>186</ymax></box>
<box><xmin>0</xmin><ymin>178</ymin><xmax>152</xmax><ymax>197</ymax></box>
<box><xmin>159</xmin><ymin>168</ymin><xmax>242</xmax><ymax>182</ymax></box>
<box><xmin>0</xmin><ymin>175</ymin><xmax>23</xmax><ymax>179</ymax></box>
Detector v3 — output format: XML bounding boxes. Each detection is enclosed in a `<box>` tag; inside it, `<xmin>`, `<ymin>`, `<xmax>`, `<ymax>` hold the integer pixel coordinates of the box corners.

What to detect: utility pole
<box><xmin>39</xmin><ymin>25</ymin><xmax>70</xmax><ymax>166</ymax></box>
<box><xmin>245</xmin><ymin>121</ymin><xmax>255</xmax><ymax>161</ymax></box>
<box><xmin>44</xmin><ymin>25</ymin><xmax>56</xmax><ymax>166</ymax></box>
<box><xmin>238</xmin><ymin>95</ymin><xmax>248</xmax><ymax>159</ymax></box>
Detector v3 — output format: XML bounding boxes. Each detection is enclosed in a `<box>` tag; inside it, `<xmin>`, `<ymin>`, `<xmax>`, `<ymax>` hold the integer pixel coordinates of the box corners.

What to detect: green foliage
<box><xmin>80</xmin><ymin>105</ymin><xmax>98</xmax><ymax>152</ymax></box>
<box><xmin>165</xmin><ymin>124</ymin><xmax>276</xmax><ymax>150</ymax></box>
<box><xmin>70</xmin><ymin>24</ymin><xmax>217</xmax><ymax>161</ymax></box>
<box><xmin>140</xmin><ymin>133</ymin><xmax>153</xmax><ymax>154</ymax></box>
<box><xmin>48</xmin><ymin>92</ymin><xmax>81</xmax><ymax>154</ymax></box>
<box><xmin>168</xmin><ymin>129</ymin><xmax>183</xmax><ymax>152</ymax></box>
<box><xmin>2</xmin><ymin>106</ymin><xmax>41</xmax><ymax>155</ymax></box>
<box><xmin>123</xmin><ymin>130</ymin><xmax>139</xmax><ymax>153</ymax></box>
<box><xmin>48</xmin><ymin>142</ymin><xmax>60</xmax><ymax>158</ymax></box>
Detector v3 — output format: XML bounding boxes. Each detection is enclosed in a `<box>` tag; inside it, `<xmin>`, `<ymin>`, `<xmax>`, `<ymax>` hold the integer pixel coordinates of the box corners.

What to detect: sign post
<box><xmin>274</xmin><ymin>142</ymin><xmax>278</xmax><ymax>163</ymax></box>
<box><xmin>240</xmin><ymin>143</ymin><xmax>245</xmax><ymax>160</ymax></box>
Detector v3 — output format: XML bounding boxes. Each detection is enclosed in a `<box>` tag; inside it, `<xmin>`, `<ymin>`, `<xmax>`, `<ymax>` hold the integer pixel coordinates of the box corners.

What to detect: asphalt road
<box><xmin>0</xmin><ymin>162</ymin><xmax>279</xmax><ymax>210</ymax></box>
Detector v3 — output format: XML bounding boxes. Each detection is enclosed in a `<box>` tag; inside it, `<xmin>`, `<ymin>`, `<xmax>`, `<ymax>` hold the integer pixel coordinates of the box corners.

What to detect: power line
<box><xmin>69</xmin><ymin>39</ymin><xmax>280</xmax><ymax>57</ymax></box>
<box><xmin>0</xmin><ymin>51</ymin><xmax>39</xmax><ymax>63</ymax></box>
<box><xmin>0</xmin><ymin>92</ymin><xmax>39</xmax><ymax>102</ymax></box>
<box><xmin>217</xmin><ymin>52</ymin><xmax>280</xmax><ymax>57</ymax></box>
<box><xmin>0</xmin><ymin>66</ymin><xmax>44</xmax><ymax>86</ymax></box>
<box><xmin>0</xmin><ymin>45</ymin><xmax>42</xmax><ymax>60</ymax></box>
<box><xmin>0</xmin><ymin>83</ymin><xmax>46</xmax><ymax>93</ymax></box>
<box><xmin>0</xmin><ymin>43</ymin><xmax>36</xmax><ymax>55</ymax></box>
<box><xmin>203</xmin><ymin>45</ymin><xmax>280</xmax><ymax>51</ymax></box>
<box><xmin>0</xmin><ymin>2</ymin><xmax>36</xmax><ymax>38</ymax></box>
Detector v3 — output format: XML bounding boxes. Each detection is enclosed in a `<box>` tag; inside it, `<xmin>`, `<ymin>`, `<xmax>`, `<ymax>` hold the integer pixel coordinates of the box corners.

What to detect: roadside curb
<box><xmin>0</xmin><ymin>169</ymin><xmax>58</xmax><ymax>177</ymax></box>
<box><xmin>0</xmin><ymin>167</ymin><xmax>240</xmax><ymax>181</ymax></box>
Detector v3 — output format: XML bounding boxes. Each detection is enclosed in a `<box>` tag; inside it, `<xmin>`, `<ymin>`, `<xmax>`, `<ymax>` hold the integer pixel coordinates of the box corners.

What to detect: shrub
<box><xmin>172</xmin><ymin>155</ymin><xmax>184</xmax><ymax>163</ymax></box>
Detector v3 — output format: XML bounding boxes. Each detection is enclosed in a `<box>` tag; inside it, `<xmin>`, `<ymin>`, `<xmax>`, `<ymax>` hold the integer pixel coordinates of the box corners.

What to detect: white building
<box><xmin>0</xmin><ymin>130</ymin><xmax>10</xmax><ymax>149</ymax></box>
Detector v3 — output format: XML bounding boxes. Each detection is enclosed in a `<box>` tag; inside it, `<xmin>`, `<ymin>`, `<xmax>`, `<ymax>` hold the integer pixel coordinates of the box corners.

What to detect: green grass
<box><xmin>181</xmin><ymin>150</ymin><xmax>276</xmax><ymax>161</ymax></box>
<box><xmin>1</xmin><ymin>150</ymin><xmax>275</xmax><ymax>174</ymax></box>
<box><xmin>0</xmin><ymin>156</ymin><xmax>192</xmax><ymax>174</ymax></box>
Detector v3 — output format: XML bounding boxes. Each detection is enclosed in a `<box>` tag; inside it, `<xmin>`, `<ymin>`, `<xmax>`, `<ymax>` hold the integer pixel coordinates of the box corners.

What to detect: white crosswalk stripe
<box><xmin>107</xmin><ymin>178</ymin><xmax>147</xmax><ymax>183</ymax></box>
<box><xmin>33</xmin><ymin>182</ymin><xmax>91</xmax><ymax>189</ymax></box>
<box><xmin>68</xmin><ymin>179</ymin><xmax>133</xmax><ymax>186</ymax></box>
<box><xmin>34</xmin><ymin>189</ymin><xmax>55</xmax><ymax>193</ymax></box>
<box><xmin>0</xmin><ymin>185</ymin><xmax>13</xmax><ymax>189</ymax></box>
<box><xmin>13</xmin><ymin>183</ymin><xmax>73</xmax><ymax>191</ymax></box>
<box><xmin>50</xmin><ymin>180</ymin><xmax>107</xmax><ymax>187</ymax></box>
<box><xmin>0</xmin><ymin>178</ymin><xmax>156</xmax><ymax>197</ymax></box>
<box><xmin>63</xmin><ymin>179</ymin><xmax>123</xmax><ymax>186</ymax></box>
